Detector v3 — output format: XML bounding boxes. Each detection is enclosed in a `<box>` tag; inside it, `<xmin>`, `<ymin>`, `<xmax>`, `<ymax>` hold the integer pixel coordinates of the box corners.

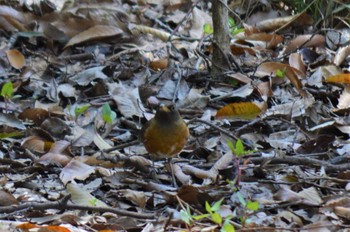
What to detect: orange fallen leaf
<box><xmin>6</xmin><ymin>49</ymin><xmax>25</xmax><ymax>69</ymax></box>
<box><xmin>325</xmin><ymin>73</ymin><xmax>350</xmax><ymax>84</ymax></box>
<box><xmin>215</xmin><ymin>102</ymin><xmax>262</xmax><ymax>120</ymax></box>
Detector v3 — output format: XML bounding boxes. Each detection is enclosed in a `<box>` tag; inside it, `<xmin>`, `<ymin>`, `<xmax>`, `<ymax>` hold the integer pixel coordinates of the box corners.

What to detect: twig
<box><xmin>0</xmin><ymin>201</ymin><xmax>155</xmax><ymax>219</ymax></box>
<box><xmin>188</xmin><ymin>118</ymin><xmax>238</xmax><ymax>140</ymax></box>
<box><xmin>250</xmin><ymin>156</ymin><xmax>350</xmax><ymax>173</ymax></box>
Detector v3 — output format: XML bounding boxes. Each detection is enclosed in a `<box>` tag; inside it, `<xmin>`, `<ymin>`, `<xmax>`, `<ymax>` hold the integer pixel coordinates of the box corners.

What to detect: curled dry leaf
<box><xmin>6</xmin><ymin>49</ymin><xmax>25</xmax><ymax>69</ymax></box>
<box><xmin>283</xmin><ymin>34</ymin><xmax>325</xmax><ymax>54</ymax></box>
<box><xmin>21</xmin><ymin>135</ymin><xmax>53</xmax><ymax>154</ymax></box>
<box><xmin>235</xmin><ymin>33</ymin><xmax>284</xmax><ymax>49</ymax></box>
<box><xmin>289</xmin><ymin>53</ymin><xmax>306</xmax><ymax>75</ymax></box>
<box><xmin>182</xmin><ymin>164</ymin><xmax>214</xmax><ymax>180</ymax></box>
<box><xmin>215</xmin><ymin>102</ymin><xmax>263</xmax><ymax>120</ymax></box>
<box><xmin>172</xmin><ymin>163</ymin><xmax>191</xmax><ymax>185</ymax></box>
<box><xmin>334</xmin><ymin>45</ymin><xmax>350</xmax><ymax>66</ymax></box>
<box><xmin>256</xmin><ymin>62</ymin><xmax>305</xmax><ymax>96</ymax></box>
<box><xmin>256</xmin><ymin>12</ymin><xmax>313</xmax><ymax>32</ymax></box>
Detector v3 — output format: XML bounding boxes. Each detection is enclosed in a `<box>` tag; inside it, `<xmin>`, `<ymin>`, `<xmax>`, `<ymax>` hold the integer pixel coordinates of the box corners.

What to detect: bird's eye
<box><xmin>170</xmin><ymin>105</ymin><xmax>175</xmax><ymax>111</ymax></box>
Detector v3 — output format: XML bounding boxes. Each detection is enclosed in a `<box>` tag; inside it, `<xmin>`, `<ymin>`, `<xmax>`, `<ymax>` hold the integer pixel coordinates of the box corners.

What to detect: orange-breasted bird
<box><xmin>140</xmin><ymin>105</ymin><xmax>189</xmax><ymax>160</ymax></box>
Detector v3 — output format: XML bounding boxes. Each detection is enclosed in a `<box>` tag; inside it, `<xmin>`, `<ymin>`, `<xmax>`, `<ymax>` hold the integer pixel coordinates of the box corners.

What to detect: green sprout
<box><xmin>1</xmin><ymin>81</ymin><xmax>14</xmax><ymax>113</ymax></box>
<box><xmin>227</xmin><ymin>139</ymin><xmax>254</xmax><ymax>157</ymax></box>
<box><xmin>102</xmin><ymin>103</ymin><xmax>116</xmax><ymax>124</ymax></box>
<box><xmin>276</xmin><ymin>67</ymin><xmax>287</xmax><ymax>78</ymax></box>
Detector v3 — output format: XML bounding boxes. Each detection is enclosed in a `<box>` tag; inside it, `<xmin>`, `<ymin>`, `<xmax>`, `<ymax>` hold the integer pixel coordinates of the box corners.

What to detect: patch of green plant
<box><xmin>276</xmin><ymin>68</ymin><xmax>287</xmax><ymax>78</ymax></box>
<box><xmin>228</xmin><ymin>17</ymin><xmax>244</xmax><ymax>36</ymax></box>
<box><xmin>203</xmin><ymin>17</ymin><xmax>243</xmax><ymax>36</ymax></box>
<box><xmin>181</xmin><ymin>198</ymin><xmax>235</xmax><ymax>232</ymax></box>
<box><xmin>75</xmin><ymin>104</ymin><xmax>90</xmax><ymax>118</ymax></box>
<box><xmin>1</xmin><ymin>82</ymin><xmax>13</xmax><ymax>99</ymax></box>
<box><xmin>203</xmin><ymin>23</ymin><xmax>214</xmax><ymax>35</ymax></box>
<box><xmin>236</xmin><ymin>191</ymin><xmax>259</xmax><ymax>226</ymax></box>
<box><xmin>1</xmin><ymin>81</ymin><xmax>14</xmax><ymax>113</ymax></box>
<box><xmin>227</xmin><ymin>139</ymin><xmax>254</xmax><ymax>157</ymax></box>
<box><xmin>102</xmin><ymin>103</ymin><xmax>116</xmax><ymax>124</ymax></box>
<box><xmin>180</xmin><ymin>204</ymin><xmax>193</xmax><ymax>226</ymax></box>
<box><xmin>89</xmin><ymin>198</ymin><xmax>97</xmax><ymax>206</ymax></box>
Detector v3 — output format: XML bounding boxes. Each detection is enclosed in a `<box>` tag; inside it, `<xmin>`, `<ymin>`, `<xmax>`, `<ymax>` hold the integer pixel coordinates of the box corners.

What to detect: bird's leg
<box><xmin>167</xmin><ymin>158</ymin><xmax>178</xmax><ymax>188</ymax></box>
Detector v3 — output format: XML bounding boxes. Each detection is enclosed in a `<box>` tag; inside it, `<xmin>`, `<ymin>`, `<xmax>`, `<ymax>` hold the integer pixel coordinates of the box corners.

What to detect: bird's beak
<box><xmin>160</xmin><ymin>105</ymin><xmax>170</xmax><ymax>112</ymax></box>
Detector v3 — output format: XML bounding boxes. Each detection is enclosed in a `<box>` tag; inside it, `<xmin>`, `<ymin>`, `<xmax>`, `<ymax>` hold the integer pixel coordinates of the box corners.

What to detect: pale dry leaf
<box><xmin>336</xmin><ymin>87</ymin><xmax>350</xmax><ymax>109</ymax></box>
<box><xmin>172</xmin><ymin>163</ymin><xmax>191</xmax><ymax>185</ymax></box>
<box><xmin>283</xmin><ymin>34</ymin><xmax>325</xmax><ymax>54</ymax></box>
<box><xmin>60</xmin><ymin>159</ymin><xmax>96</xmax><ymax>185</ymax></box>
<box><xmin>182</xmin><ymin>164</ymin><xmax>213</xmax><ymax>179</ymax></box>
<box><xmin>112</xmin><ymin>189</ymin><xmax>147</xmax><ymax>208</ymax></box>
<box><xmin>289</xmin><ymin>53</ymin><xmax>306</xmax><ymax>75</ymax></box>
<box><xmin>70</xmin><ymin>66</ymin><xmax>108</xmax><ymax>86</ymax></box>
<box><xmin>64</xmin><ymin>25</ymin><xmax>123</xmax><ymax>48</ymax></box>
<box><xmin>66</xmin><ymin>182</ymin><xmax>108</xmax><ymax>207</ymax></box>
<box><xmin>334</xmin><ymin>45</ymin><xmax>350</xmax><ymax>66</ymax></box>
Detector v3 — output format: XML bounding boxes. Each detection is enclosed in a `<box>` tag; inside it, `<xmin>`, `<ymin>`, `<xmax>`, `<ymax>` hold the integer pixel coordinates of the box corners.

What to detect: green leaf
<box><xmin>227</xmin><ymin>140</ymin><xmax>235</xmax><ymax>153</ymax></box>
<box><xmin>192</xmin><ymin>213</ymin><xmax>210</xmax><ymax>220</ymax></box>
<box><xmin>236</xmin><ymin>192</ymin><xmax>246</xmax><ymax>207</ymax></box>
<box><xmin>180</xmin><ymin>209</ymin><xmax>191</xmax><ymax>225</ymax></box>
<box><xmin>180</xmin><ymin>205</ymin><xmax>193</xmax><ymax>225</ymax></box>
<box><xmin>231</xmin><ymin>28</ymin><xmax>245</xmax><ymax>36</ymax></box>
<box><xmin>211</xmin><ymin>212</ymin><xmax>222</xmax><ymax>225</ymax></box>
<box><xmin>234</xmin><ymin>139</ymin><xmax>245</xmax><ymax>156</ymax></box>
<box><xmin>211</xmin><ymin>198</ymin><xmax>224</xmax><ymax>212</ymax></box>
<box><xmin>1</xmin><ymin>82</ymin><xmax>13</xmax><ymax>99</ymax></box>
<box><xmin>228</xmin><ymin>17</ymin><xmax>236</xmax><ymax>27</ymax></box>
<box><xmin>205</xmin><ymin>201</ymin><xmax>212</xmax><ymax>213</ymax></box>
<box><xmin>89</xmin><ymin>198</ymin><xmax>97</xmax><ymax>206</ymax></box>
<box><xmin>246</xmin><ymin>201</ymin><xmax>259</xmax><ymax>211</ymax></box>
<box><xmin>102</xmin><ymin>103</ymin><xmax>116</xmax><ymax>124</ymax></box>
<box><xmin>203</xmin><ymin>23</ymin><xmax>213</xmax><ymax>34</ymax></box>
<box><xmin>276</xmin><ymin>68</ymin><xmax>287</xmax><ymax>78</ymax></box>
<box><xmin>75</xmin><ymin>105</ymin><xmax>90</xmax><ymax>116</ymax></box>
<box><xmin>221</xmin><ymin>220</ymin><xmax>235</xmax><ymax>232</ymax></box>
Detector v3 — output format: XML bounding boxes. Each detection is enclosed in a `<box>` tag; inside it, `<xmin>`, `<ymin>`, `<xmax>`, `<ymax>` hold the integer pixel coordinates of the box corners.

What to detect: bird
<box><xmin>140</xmin><ymin>104</ymin><xmax>189</xmax><ymax>160</ymax></box>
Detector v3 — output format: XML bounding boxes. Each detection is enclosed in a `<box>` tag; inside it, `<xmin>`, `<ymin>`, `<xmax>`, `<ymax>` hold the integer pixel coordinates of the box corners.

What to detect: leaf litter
<box><xmin>0</xmin><ymin>0</ymin><xmax>350</xmax><ymax>231</ymax></box>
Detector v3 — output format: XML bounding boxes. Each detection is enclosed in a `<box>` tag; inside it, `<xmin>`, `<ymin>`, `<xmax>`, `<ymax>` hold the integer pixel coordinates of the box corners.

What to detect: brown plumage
<box><xmin>140</xmin><ymin>105</ymin><xmax>189</xmax><ymax>159</ymax></box>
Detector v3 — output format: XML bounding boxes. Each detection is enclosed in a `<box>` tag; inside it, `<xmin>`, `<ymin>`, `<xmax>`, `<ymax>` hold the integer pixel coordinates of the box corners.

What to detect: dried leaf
<box><xmin>6</xmin><ymin>49</ymin><xmax>25</xmax><ymax>69</ymax></box>
<box><xmin>325</xmin><ymin>73</ymin><xmax>350</xmax><ymax>84</ymax></box>
<box><xmin>215</xmin><ymin>102</ymin><xmax>262</xmax><ymax>120</ymax></box>
<box><xmin>64</xmin><ymin>25</ymin><xmax>123</xmax><ymax>48</ymax></box>
<box><xmin>284</xmin><ymin>34</ymin><xmax>325</xmax><ymax>54</ymax></box>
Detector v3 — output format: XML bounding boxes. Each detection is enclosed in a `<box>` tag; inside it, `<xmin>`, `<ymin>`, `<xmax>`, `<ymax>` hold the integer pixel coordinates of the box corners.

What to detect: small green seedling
<box><xmin>228</xmin><ymin>139</ymin><xmax>254</xmax><ymax>157</ymax></box>
<box><xmin>181</xmin><ymin>199</ymin><xmax>235</xmax><ymax>231</ymax></box>
<box><xmin>1</xmin><ymin>81</ymin><xmax>14</xmax><ymax>112</ymax></box>
<box><xmin>89</xmin><ymin>198</ymin><xmax>97</xmax><ymax>206</ymax></box>
<box><xmin>276</xmin><ymin>67</ymin><xmax>287</xmax><ymax>78</ymax></box>
<box><xmin>102</xmin><ymin>103</ymin><xmax>116</xmax><ymax>124</ymax></box>
<box><xmin>228</xmin><ymin>17</ymin><xmax>244</xmax><ymax>35</ymax></box>
<box><xmin>75</xmin><ymin>104</ymin><xmax>90</xmax><ymax>118</ymax></box>
<box><xmin>203</xmin><ymin>23</ymin><xmax>214</xmax><ymax>35</ymax></box>
<box><xmin>1</xmin><ymin>81</ymin><xmax>13</xmax><ymax>99</ymax></box>
<box><xmin>236</xmin><ymin>191</ymin><xmax>259</xmax><ymax>226</ymax></box>
<box><xmin>180</xmin><ymin>204</ymin><xmax>194</xmax><ymax>226</ymax></box>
